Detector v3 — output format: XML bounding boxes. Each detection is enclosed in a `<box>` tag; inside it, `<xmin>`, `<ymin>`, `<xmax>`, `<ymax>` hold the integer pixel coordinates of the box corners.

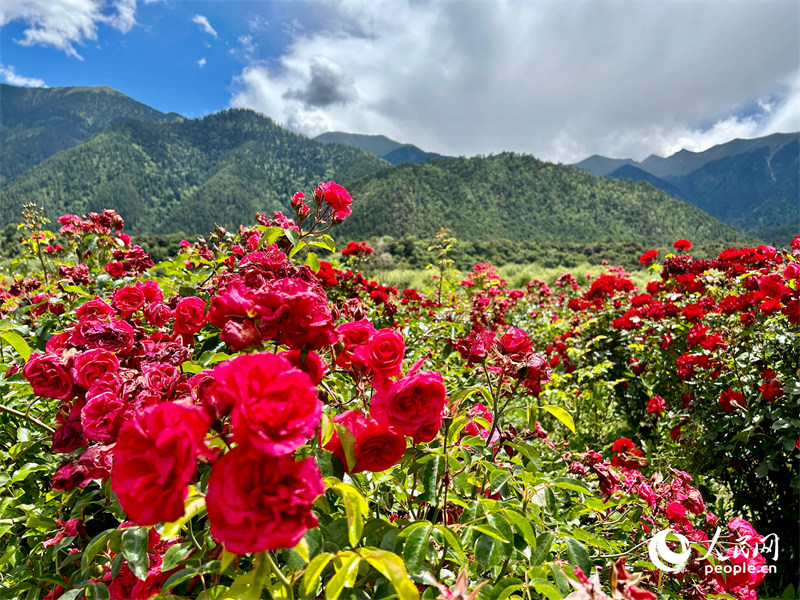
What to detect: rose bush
<box><xmin>0</xmin><ymin>186</ymin><xmax>794</xmax><ymax>600</ymax></box>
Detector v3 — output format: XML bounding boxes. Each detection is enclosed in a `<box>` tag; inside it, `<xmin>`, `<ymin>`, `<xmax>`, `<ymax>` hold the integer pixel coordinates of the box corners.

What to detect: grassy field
<box><xmin>367</xmin><ymin>261</ymin><xmax>654</xmax><ymax>292</ymax></box>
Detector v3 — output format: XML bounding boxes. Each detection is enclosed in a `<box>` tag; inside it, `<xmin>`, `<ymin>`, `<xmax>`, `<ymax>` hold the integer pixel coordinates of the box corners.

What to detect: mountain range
<box><xmin>313</xmin><ymin>132</ymin><xmax>450</xmax><ymax>164</ymax></box>
<box><xmin>0</xmin><ymin>84</ymin><xmax>183</xmax><ymax>185</ymax></box>
<box><xmin>0</xmin><ymin>83</ymin><xmax>794</xmax><ymax>246</ymax></box>
<box><xmin>574</xmin><ymin>133</ymin><xmax>799</xmax><ymax>242</ymax></box>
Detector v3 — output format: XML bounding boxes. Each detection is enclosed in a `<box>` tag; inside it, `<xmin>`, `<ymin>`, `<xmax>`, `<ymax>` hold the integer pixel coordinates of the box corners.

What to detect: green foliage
<box><xmin>338</xmin><ymin>153</ymin><xmax>753</xmax><ymax>245</ymax></box>
<box><xmin>0</xmin><ymin>108</ymin><xmax>388</xmax><ymax>235</ymax></box>
<box><xmin>0</xmin><ymin>83</ymin><xmax>180</xmax><ymax>184</ymax></box>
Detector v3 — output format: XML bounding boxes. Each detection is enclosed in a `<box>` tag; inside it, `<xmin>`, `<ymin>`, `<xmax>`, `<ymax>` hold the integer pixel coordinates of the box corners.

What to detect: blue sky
<box><xmin>0</xmin><ymin>1</ymin><xmax>308</xmax><ymax>117</ymax></box>
<box><xmin>1</xmin><ymin>1</ymin><xmax>798</xmax><ymax>162</ymax></box>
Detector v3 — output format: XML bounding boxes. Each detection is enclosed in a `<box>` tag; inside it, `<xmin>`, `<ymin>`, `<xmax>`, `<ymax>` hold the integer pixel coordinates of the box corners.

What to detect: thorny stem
<box><xmin>0</xmin><ymin>403</ymin><xmax>55</xmax><ymax>434</ymax></box>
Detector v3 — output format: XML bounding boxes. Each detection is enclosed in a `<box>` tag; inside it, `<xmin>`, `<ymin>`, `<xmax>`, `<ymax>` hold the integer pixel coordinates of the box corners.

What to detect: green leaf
<box><xmin>332</xmin><ymin>423</ymin><xmax>358</xmax><ymax>473</ymax></box>
<box><xmin>361</xmin><ymin>548</ymin><xmax>420</xmax><ymax>600</ymax></box>
<box><xmin>402</xmin><ymin>523</ymin><xmax>432</xmax><ymax>573</ymax></box>
<box><xmin>540</xmin><ymin>405</ymin><xmax>575</xmax><ymax>433</ymax></box>
<box><xmin>325</xmin><ymin>477</ymin><xmax>369</xmax><ymax>547</ymax></box>
<box><xmin>504</xmin><ymin>509</ymin><xmax>537</xmax><ymax>550</ymax></box>
<box><xmin>420</xmin><ymin>454</ymin><xmax>442</xmax><ymax>502</ymax></box>
<box><xmin>326</xmin><ymin>554</ymin><xmax>361</xmax><ymax>600</ymax></box>
<box><xmin>161</xmin><ymin>542</ymin><xmax>191</xmax><ymax>572</ymax></box>
<box><xmin>565</xmin><ymin>537</ymin><xmax>592</xmax><ymax>575</ymax></box>
<box><xmin>531</xmin><ymin>532</ymin><xmax>554</xmax><ymax>565</ymax></box>
<box><xmin>120</xmin><ymin>526</ymin><xmax>149</xmax><ymax>581</ymax></box>
<box><xmin>81</xmin><ymin>529</ymin><xmax>119</xmax><ymax>574</ymax></box>
<box><xmin>473</xmin><ymin>524</ymin><xmax>510</xmax><ymax>544</ymax></box>
<box><xmin>305</xmin><ymin>251</ymin><xmax>321</xmax><ymax>272</ymax></box>
<box><xmin>301</xmin><ymin>552</ymin><xmax>333</xmax><ymax>599</ymax></box>
<box><xmin>551</xmin><ymin>478</ymin><xmax>591</xmax><ymax>494</ymax></box>
<box><xmin>1</xmin><ymin>332</ymin><xmax>31</xmax><ymax>361</ymax></box>
<box><xmin>284</xmin><ymin>228</ymin><xmax>300</xmax><ymax>246</ymax></box>
<box><xmin>435</xmin><ymin>524</ymin><xmax>466</xmax><ymax>562</ymax></box>
<box><xmin>86</xmin><ymin>582</ymin><xmax>110</xmax><ymax>600</ymax></box>
<box><xmin>161</xmin><ymin>493</ymin><xmax>206</xmax><ymax>539</ymax></box>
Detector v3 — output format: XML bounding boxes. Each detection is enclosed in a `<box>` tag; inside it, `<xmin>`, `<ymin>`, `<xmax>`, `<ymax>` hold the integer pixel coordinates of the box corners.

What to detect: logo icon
<box><xmin>648</xmin><ymin>529</ymin><xmax>691</xmax><ymax>573</ymax></box>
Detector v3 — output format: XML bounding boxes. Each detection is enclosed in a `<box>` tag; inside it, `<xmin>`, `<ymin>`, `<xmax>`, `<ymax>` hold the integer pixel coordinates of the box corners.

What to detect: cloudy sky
<box><xmin>1</xmin><ymin>0</ymin><xmax>797</xmax><ymax>162</ymax></box>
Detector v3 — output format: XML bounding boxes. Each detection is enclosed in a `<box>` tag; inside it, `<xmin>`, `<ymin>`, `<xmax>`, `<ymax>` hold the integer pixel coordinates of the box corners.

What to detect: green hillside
<box><xmin>0</xmin><ymin>108</ymin><xmax>388</xmax><ymax>234</ymax></box>
<box><xmin>576</xmin><ymin>133</ymin><xmax>799</xmax><ymax>241</ymax></box>
<box><xmin>338</xmin><ymin>153</ymin><xmax>753</xmax><ymax>245</ymax></box>
<box><xmin>0</xmin><ymin>84</ymin><xmax>182</xmax><ymax>183</ymax></box>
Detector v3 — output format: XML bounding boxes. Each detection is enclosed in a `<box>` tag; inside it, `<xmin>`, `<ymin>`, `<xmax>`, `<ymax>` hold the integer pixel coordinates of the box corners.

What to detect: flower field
<box><xmin>0</xmin><ymin>185</ymin><xmax>797</xmax><ymax>600</ymax></box>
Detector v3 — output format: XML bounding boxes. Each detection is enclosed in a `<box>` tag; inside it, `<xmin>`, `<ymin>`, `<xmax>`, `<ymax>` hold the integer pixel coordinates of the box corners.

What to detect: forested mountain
<box><xmin>314</xmin><ymin>131</ymin><xmax>449</xmax><ymax>164</ymax></box>
<box><xmin>338</xmin><ymin>153</ymin><xmax>751</xmax><ymax>245</ymax></box>
<box><xmin>575</xmin><ymin>133</ymin><xmax>799</xmax><ymax>241</ymax></box>
<box><xmin>0</xmin><ymin>84</ymin><xmax>183</xmax><ymax>183</ymax></box>
<box><xmin>0</xmin><ymin>109</ymin><xmax>388</xmax><ymax>234</ymax></box>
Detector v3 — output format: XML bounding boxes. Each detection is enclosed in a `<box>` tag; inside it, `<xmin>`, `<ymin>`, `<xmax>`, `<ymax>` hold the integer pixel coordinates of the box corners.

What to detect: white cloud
<box><xmin>197</xmin><ymin>57</ymin><xmax>206</xmax><ymax>68</ymax></box>
<box><xmin>231</xmin><ymin>1</ymin><xmax>799</xmax><ymax>162</ymax></box>
<box><xmin>192</xmin><ymin>14</ymin><xmax>217</xmax><ymax>39</ymax></box>
<box><xmin>0</xmin><ymin>63</ymin><xmax>45</xmax><ymax>87</ymax></box>
<box><xmin>0</xmin><ymin>0</ymin><xmax>144</xmax><ymax>59</ymax></box>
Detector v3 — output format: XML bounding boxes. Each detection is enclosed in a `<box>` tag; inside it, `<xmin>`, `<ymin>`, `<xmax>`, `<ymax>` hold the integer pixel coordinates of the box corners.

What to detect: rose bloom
<box><xmin>317</xmin><ymin>181</ymin><xmax>353</xmax><ymax>221</ymax></box>
<box><xmin>75</xmin><ymin>297</ymin><xmax>115</xmax><ymax>321</ymax></box>
<box><xmin>323</xmin><ymin>410</ymin><xmax>406</xmax><ymax>473</ymax></box>
<box><xmin>370</xmin><ymin>371</ymin><xmax>447</xmax><ymax>443</ymax></box>
<box><xmin>112</xmin><ymin>286</ymin><xmax>146</xmax><ymax>317</ymax></box>
<box><xmin>143</xmin><ymin>303</ymin><xmax>172</xmax><ymax>328</ymax></box>
<box><xmin>173</xmin><ymin>296</ymin><xmax>207</xmax><ymax>334</ymax></box>
<box><xmin>111</xmin><ymin>403</ymin><xmax>208</xmax><ymax>525</ymax></box>
<box><xmin>498</xmin><ymin>327</ymin><xmax>532</xmax><ymax>360</ymax></box>
<box><xmin>71</xmin><ymin>348</ymin><xmax>119</xmax><ymax>390</ymax></box>
<box><xmin>212</xmin><ymin>353</ymin><xmax>320</xmax><ymax>456</ymax></box>
<box><xmin>52</xmin><ymin>421</ymin><xmax>85</xmax><ymax>453</ymax></box>
<box><xmin>646</xmin><ymin>395</ymin><xmax>666</xmax><ymax>417</ymax></box>
<box><xmin>81</xmin><ymin>391</ymin><xmax>124</xmax><ymax>443</ymax></box>
<box><xmin>336</xmin><ymin>319</ymin><xmax>376</xmax><ymax>369</ymax></box>
<box><xmin>23</xmin><ymin>353</ymin><xmax>74</xmax><ymax>400</ymax></box>
<box><xmin>638</xmin><ymin>249</ymin><xmax>658</xmax><ymax>265</ymax></box>
<box><xmin>673</xmin><ymin>239</ymin><xmax>692</xmax><ymax>251</ymax></box>
<box><xmin>206</xmin><ymin>446</ymin><xmax>324</xmax><ymax>554</ymax></box>
<box><xmin>718</xmin><ymin>388</ymin><xmax>745</xmax><ymax>413</ymax></box>
<box><xmin>355</xmin><ymin>328</ymin><xmax>405</xmax><ymax>377</ymax></box>
<box><xmin>279</xmin><ymin>350</ymin><xmax>327</xmax><ymax>385</ymax></box>
<box><xmin>71</xmin><ymin>318</ymin><xmax>135</xmax><ymax>354</ymax></box>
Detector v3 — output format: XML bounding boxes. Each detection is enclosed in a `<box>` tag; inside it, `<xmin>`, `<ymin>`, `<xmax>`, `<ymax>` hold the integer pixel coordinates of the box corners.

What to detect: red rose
<box><xmin>638</xmin><ymin>249</ymin><xmax>658</xmax><ymax>265</ymax></box>
<box><xmin>75</xmin><ymin>297</ymin><xmax>115</xmax><ymax>321</ymax></box>
<box><xmin>718</xmin><ymin>388</ymin><xmax>745</xmax><ymax>413</ymax></box>
<box><xmin>317</xmin><ymin>181</ymin><xmax>353</xmax><ymax>221</ymax></box>
<box><xmin>355</xmin><ymin>328</ymin><xmax>405</xmax><ymax>377</ymax></box>
<box><xmin>173</xmin><ymin>296</ymin><xmax>207</xmax><ymax>334</ymax></box>
<box><xmin>269</xmin><ymin>279</ymin><xmax>337</xmax><ymax>351</ymax></box>
<box><xmin>52</xmin><ymin>422</ymin><xmax>85</xmax><ymax>453</ymax></box>
<box><xmin>279</xmin><ymin>349</ymin><xmax>327</xmax><ymax>385</ymax></box>
<box><xmin>666</xmin><ymin>502</ymin><xmax>686</xmax><ymax>522</ymax></box>
<box><xmin>673</xmin><ymin>239</ymin><xmax>692</xmax><ymax>251</ymax></box>
<box><xmin>143</xmin><ymin>303</ymin><xmax>172</xmax><ymax>327</ymax></box>
<box><xmin>212</xmin><ymin>353</ymin><xmax>320</xmax><ymax>456</ymax></box>
<box><xmin>23</xmin><ymin>353</ymin><xmax>74</xmax><ymax>400</ymax></box>
<box><xmin>220</xmin><ymin>319</ymin><xmax>261</xmax><ymax>351</ymax></box>
<box><xmin>611</xmin><ymin>437</ymin><xmax>635</xmax><ymax>454</ymax></box>
<box><xmin>206</xmin><ymin>446</ymin><xmax>324</xmax><ymax>554</ymax></box>
<box><xmin>323</xmin><ymin>410</ymin><xmax>406</xmax><ymax>473</ymax></box>
<box><xmin>498</xmin><ymin>327</ymin><xmax>532</xmax><ymax>360</ymax></box>
<box><xmin>646</xmin><ymin>395</ymin><xmax>665</xmax><ymax>417</ymax></box>
<box><xmin>81</xmin><ymin>391</ymin><xmax>124</xmax><ymax>443</ymax></box>
<box><xmin>463</xmin><ymin>328</ymin><xmax>495</xmax><ymax>364</ymax></box>
<box><xmin>135</xmin><ymin>280</ymin><xmax>163</xmax><ymax>304</ymax></box>
<box><xmin>370</xmin><ymin>371</ymin><xmax>447</xmax><ymax>443</ymax></box>
<box><xmin>71</xmin><ymin>318</ymin><xmax>135</xmax><ymax>354</ymax></box>
<box><xmin>71</xmin><ymin>349</ymin><xmax>119</xmax><ymax>390</ymax></box>
<box><xmin>111</xmin><ymin>403</ymin><xmax>208</xmax><ymax>525</ymax></box>
<box><xmin>105</xmin><ymin>261</ymin><xmax>125</xmax><ymax>278</ymax></box>
<box><xmin>112</xmin><ymin>286</ymin><xmax>146</xmax><ymax>317</ymax></box>
<box><xmin>336</xmin><ymin>319</ymin><xmax>375</xmax><ymax>369</ymax></box>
